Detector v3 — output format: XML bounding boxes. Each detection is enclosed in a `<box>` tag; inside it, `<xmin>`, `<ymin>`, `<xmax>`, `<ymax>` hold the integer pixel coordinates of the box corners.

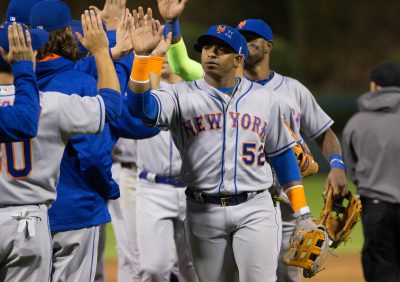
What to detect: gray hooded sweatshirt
<box><xmin>342</xmin><ymin>87</ymin><xmax>400</xmax><ymax>203</ymax></box>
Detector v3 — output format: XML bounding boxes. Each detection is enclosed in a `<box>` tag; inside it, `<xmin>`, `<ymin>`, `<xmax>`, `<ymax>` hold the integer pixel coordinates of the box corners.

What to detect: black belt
<box><xmin>139</xmin><ymin>171</ymin><xmax>185</xmax><ymax>188</ymax></box>
<box><xmin>121</xmin><ymin>162</ymin><xmax>136</xmax><ymax>169</ymax></box>
<box><xmin>185</xmin><ymin>187</ymin><xmax>265</xmax><ymax>207</ymax></box>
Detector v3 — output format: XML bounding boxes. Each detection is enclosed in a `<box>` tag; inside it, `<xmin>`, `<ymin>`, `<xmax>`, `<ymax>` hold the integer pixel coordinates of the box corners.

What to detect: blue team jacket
<box><xmin>36</xmin><ymin>55</ymin><xmax>158</xmax><ymax>232</ymax></box>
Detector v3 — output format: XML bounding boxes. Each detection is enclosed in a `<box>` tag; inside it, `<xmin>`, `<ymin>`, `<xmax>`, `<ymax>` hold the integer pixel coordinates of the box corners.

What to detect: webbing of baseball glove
<box><xmin>282</xmin><ymin>227</ymin><xmax>329</xmax><ymax>278</ymax></box>
<box><xmin>317</xmin><ymin>186</ymin><xmax>362</xmax><ymax>249</ymax></box>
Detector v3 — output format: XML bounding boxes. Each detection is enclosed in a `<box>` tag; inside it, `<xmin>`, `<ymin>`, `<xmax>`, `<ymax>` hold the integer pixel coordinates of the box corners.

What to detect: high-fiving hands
<box><xmin>76</xmin><ymin>10</ymin><xmax>109</xmax><ymax>56</ymax></box>
<box><xmin>157</xmin><ymin>0</ymin><xmax>188</xmax><ymax>22</ymax></box>
<box><xmin>129</xmin><ymin>7</ymin><xmax>166</xmax><ymax>56</ymax></box>
<box><xmin>90</xmin><ymin>0</ymin><xmax>127</xmax><ymax>30</ymax></box>
<box><xmin>0</xmin><ymin>23</ymin><xmax>35</xmax><ymax>67</ymax></box>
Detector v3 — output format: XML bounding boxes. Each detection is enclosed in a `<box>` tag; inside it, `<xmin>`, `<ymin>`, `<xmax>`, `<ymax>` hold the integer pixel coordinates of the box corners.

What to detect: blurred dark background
<box><xmin>1</xmin><ymin>0</ymin><xmax>399</xmax><ymax>170</ymax></box>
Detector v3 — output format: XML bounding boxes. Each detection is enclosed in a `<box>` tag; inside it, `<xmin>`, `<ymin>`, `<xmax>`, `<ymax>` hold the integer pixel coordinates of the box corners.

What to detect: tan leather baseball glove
<box><xmin>317</xmin><ymin>186</ymin><xmax>362</xmax><ymax>249</ymax></box>
<box><xmin>292</xmin><ymin>142</ymin><xmax>319</xmax><ymax>179</ymax></box>
<box><xmin>282</xmin><ymin>213</ymin><xmax>329</xmax><ymax>278</ymax></box>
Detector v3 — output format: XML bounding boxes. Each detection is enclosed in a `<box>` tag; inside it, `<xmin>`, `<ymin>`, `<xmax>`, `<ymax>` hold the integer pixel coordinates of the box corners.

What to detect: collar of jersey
<box><xmin>195</xmin><ymin>77</ymin><xmax>254</xmax><ymax>105</ymax></box>
<box><xmin>217</xmin><ymin>77</ymin><xmax>241</xmax><ymax>95</ymax></box>
<box><xmin>245</xmin><ymin>70</ymin><xmax>275</xmax><ymax>86</ymax></box>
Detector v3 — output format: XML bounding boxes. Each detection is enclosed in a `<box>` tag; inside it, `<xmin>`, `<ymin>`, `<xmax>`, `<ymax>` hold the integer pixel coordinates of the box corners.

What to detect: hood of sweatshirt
<box><xmin>35</xmin><ymin>55</ymin><xmax>74</xmax><ymax>89</ymax></box>
<box><xmin>357</xmin><ymin>87</ymin><xmax>400</xmax><ymax>112</ymax></box>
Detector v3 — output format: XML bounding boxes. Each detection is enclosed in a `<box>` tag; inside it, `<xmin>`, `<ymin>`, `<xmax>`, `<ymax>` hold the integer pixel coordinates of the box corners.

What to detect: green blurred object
<box><xmin>105</xmin><ymin>222</ymin><xmax>117</xmax><ymax>260</ymax></box>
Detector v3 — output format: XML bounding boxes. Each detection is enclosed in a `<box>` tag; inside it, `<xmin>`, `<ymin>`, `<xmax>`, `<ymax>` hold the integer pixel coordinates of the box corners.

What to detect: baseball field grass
<box><xmin>103</xmin><ymin>175</ymin><xmax>364</xmax><ymax>281</ymax></box>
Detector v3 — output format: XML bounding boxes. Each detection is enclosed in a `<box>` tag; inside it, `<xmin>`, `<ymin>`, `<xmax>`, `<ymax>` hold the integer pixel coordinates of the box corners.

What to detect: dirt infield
<box><xmin>303</xmin><ymin>253</ymin><xmax>364</xmax><ymax>282</ymax></box>
<box><xmin>104</xmin><ymin>253</ymin><xmax>364</xmax><ymax>282</ymax></box>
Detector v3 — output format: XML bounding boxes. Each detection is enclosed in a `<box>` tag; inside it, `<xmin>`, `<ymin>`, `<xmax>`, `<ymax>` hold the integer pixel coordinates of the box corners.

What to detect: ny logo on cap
<box><xmin>216</xmin><ymin>25</ymin><xmax>226</xmax><ymax>34</ymax></box>
<box><xmin>225</xmin><ymin>30</ymin><xmax>233</xmax><ymax>39</ymax></box>
<box><xmin>238</xmin><ymin>20</ymin><xmax>247</xmax><ymax>29</ymax></box>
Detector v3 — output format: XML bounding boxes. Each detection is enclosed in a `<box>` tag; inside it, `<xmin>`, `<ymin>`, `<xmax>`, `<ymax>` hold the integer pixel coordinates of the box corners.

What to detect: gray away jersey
<box><xmin>265</xmin><ymin>72</ymin><xmax>333</xmax><ymax>140</ymax></box>
<box><xmin>137</xmin><ymin>130</ymin><xmax>181</xmax><ymax>177</ymax></box>
<box><xmin>0</xmin><ymin>86</ymin><xmax>105</xmax><ymax>206</ymax></box>
<box><xmin>152</xmin><ymin>78</ymin><xmax>295</xmax><ymax>194</ymax></box>
<box><xmin>112</xmin><ymin>138</ymin><xmax>137</xmax><ymax>164</ymax></box>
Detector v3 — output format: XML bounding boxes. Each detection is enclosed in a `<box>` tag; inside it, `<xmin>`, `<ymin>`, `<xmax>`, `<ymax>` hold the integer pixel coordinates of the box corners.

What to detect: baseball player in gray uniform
<box><xmin>0</xmin><ymin>19</ymin><xmax>121</xmax><ymax>282</ymax></box>
<box><xmin>236</xmin><ymin>19</ymin><xmax>348</xmax><ymax>281</ymax></box>
<box><xmin>126</xmin><ymin>10</ymin><xmax>319</xmax><ymax>281</ymax></box>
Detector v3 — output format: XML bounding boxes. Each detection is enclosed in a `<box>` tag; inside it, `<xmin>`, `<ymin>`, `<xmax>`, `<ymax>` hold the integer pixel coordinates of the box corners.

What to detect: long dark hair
<box><xmin>36</xmin><ymin>26</ymin><xmax>81</xmax><ymax>62</ymax></box>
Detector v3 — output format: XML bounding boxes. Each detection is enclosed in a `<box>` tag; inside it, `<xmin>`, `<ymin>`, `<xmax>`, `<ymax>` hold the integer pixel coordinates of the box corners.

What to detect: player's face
<box><xmin>243</xmin><ymin>34</ymin><xmax>271</xmax><ymax>67</ymax></box>
<box><xmin>201</xmin><ymin>44</ymin><xmax>238</xmax><ymax>79</ymax></box>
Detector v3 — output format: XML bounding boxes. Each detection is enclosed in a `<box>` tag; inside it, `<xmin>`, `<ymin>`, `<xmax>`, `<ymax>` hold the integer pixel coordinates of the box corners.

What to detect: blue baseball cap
<box><xmin>0</xmin><ymin>22</ymin><xmax>49</xmax><ymax>69</ymax></box>
<box><xmin>194</xmin><ymin>25</ymin><xmax>245</xmax><ymax>55</ymax></box>
<box><xmin>0</xmin><ymin>22</ymin><xmax>49</xmax><ymax>52</ymax></box>
<box><xmin>237</xmin><ymin>19</ymin><xmax>273</xmax><ymax>42</ymax></box>
<box><xmin>30</xmin><ymin>0</ymin><xmax>72</xmax><ymax>32</ymax></box>
<box><xmin>6</xmin><ymin>0</ymin><xmax>43</xmax><ymax>25</ymax></box>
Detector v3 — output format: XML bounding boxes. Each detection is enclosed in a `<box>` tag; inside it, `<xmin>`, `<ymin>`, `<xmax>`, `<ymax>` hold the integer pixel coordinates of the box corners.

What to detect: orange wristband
<box><xmin>130</xmin><ymin>55</ymin><xmax>151</xmax><ymax>83</ymax></box>
<box><xmin>285</xmin><ymin>185</ymin><xmax>308</xmax><ymax>213</ymax></box>
<box><xmin>148</xmin><ymin>56</ymin><xmax>164</xmax><ymax>77</ymax></box>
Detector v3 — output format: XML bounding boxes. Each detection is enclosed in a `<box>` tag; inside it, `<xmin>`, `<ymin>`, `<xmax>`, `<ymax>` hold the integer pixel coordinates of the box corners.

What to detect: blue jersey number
<box><xmin>3</xmin><ymin>140</ymin><xmax>33</xmax><ymax>178</ymax></box>
<box><xmin>242</xmin><ymin>143</ymin><xmax>265</xmax><ymax>166</ymax></box>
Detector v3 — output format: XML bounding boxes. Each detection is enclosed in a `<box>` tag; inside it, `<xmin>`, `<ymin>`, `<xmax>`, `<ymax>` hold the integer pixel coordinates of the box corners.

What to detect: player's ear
<box><xmin>264</xmin><ymin>40</ymin><xmax>273</xmax><ymax>54</ymax></box>
<box><xmin>233</xmin><ymin>54</ymin><xmax>244</xmax><ymax>69</ymax></box>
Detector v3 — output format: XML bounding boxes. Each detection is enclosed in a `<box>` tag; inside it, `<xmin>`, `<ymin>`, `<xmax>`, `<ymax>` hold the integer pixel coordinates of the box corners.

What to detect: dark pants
<box><xmin>361</xmin><ymin>197</ymin><xmax>400</xmax><ymax>282</ymax></box>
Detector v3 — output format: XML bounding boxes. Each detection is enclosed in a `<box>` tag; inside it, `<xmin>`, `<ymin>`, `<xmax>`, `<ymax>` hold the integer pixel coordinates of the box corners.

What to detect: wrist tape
<box><xmin>130</xmin><ymin>55</ymin><xmax>164</xmax><ymax>83</ymax></box>
<box><xmin>329</xmin><ymin>154</ymin><xmax>345</xmax><ymax>170</ymax></box>
<box><xmin>285</xmin><ymin>185</ymin><xmax>309</xmax><ymax>214</ymax></box>
<box><xmin>163</xmin><ymin>19</ymin><xmax>181</xmax><ymax>38</ymax></box>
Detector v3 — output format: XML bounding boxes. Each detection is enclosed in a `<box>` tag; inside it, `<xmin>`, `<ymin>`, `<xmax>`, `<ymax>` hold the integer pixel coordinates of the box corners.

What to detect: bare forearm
<box><xmin>94</xmin><ymin>51</ymin><xmax>120</xmax><ymax>92</ymax></box>
<box><xmin>172</xmin><ymin>35</ymin><xmax>182</xmax><ymax>44</ymax></box>
<box><xmin>316</xmin><ymin>128</ymin><xmax>342</xmax><ymax>160</ymax></box>
<box><xmin>128</xmin><ymin>80</ymin><xmax>150</xmax><ymax>93</ymax></box>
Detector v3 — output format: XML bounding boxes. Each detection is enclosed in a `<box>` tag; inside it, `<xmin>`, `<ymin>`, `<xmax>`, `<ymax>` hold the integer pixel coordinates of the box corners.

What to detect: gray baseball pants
<box><xmin>185</xmin><ymin>190</ymin><xmax>280</xmax><ymax>282</ymax></box>
<box><xmin>51</xmin><ymin>225</ymin><xmax>99</xmax><ymax>282</ymax></box>
<box><xmin>136</xmin><ymin>180</ymin><xmax>198</xmax><ymax>282</ymax></box>
<box><xmin>0</xmin><ymin>204</ymin><xmax>51</xmax><ymax>282</ymax></box>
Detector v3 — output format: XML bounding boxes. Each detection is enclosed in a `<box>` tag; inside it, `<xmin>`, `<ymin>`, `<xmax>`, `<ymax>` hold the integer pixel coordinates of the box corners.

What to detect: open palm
<box><xmin>129</xmin><ymin>7</ymin><xmax>163</xmax><ymax>55</ymax></box>
<box><xmin>157</xmin><ymin>0</ymin><xmax>188</xmax><ymax>22</ymax></box>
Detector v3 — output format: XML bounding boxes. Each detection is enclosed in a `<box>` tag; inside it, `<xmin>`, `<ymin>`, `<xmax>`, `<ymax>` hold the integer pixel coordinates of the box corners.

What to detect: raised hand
<box><xmin>112</xmin><ymin>8</ymin><xmax>134</xmax><ymax>60</ymax></box>
<box><xmin>76</xmin><ymin>10</ymin><xmax>109</xmax><ymax>56</ymax></box>
<box><xmin>151</xmin><ymin>21</ymin><xmax>172</xmax><ymax>56</ymax></box>
<box><xmin>0</xmin><ymin>23</ymin><xmax>35</xmax><ymax>65</ymax></box>
<box><xmin>90</xmin><ymin>0</ymin><xmax>127</xmax><ymax>30</ymax></box>
<box><xmin>129</xmin><ymin>7</ymin><xmax>164</xmax><ymax>56</ymax></box>
<box><xmin>157</xmin><ymin>0</ymin><xmax>188</xmax><ymax>22</ymax></box>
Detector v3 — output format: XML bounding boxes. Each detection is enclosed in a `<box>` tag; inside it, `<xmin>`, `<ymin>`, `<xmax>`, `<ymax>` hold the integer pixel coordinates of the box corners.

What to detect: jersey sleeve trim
<box><xmin>95</xmin><ymin>95</ymin><xmax>105</xmax><ymax>135</ymax></box>
<box><xmin>266</xmin><ymin>140</ymin><xmax>296</xmax><ymax>157</ymax></box>
<box><xmin>152</xmin><ymin>92</ymin><xmax>163</xmax><ymax>127</ymax></box>
<box><xmin>307</xmin><ymin>119</ymin><xmax>334</xmax><ymax>140</ymax></box>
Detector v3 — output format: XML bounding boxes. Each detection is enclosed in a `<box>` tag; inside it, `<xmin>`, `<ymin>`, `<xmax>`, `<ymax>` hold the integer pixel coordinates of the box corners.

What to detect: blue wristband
<box><xmin>163</xmin><ymin>19</ymin><xmax>181</xmax><ymax>38</ymax></box>
<box><xmin>329</xmin><ymin>154</ymin><xmax>345</xmax><ymax>170</ymax></box>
